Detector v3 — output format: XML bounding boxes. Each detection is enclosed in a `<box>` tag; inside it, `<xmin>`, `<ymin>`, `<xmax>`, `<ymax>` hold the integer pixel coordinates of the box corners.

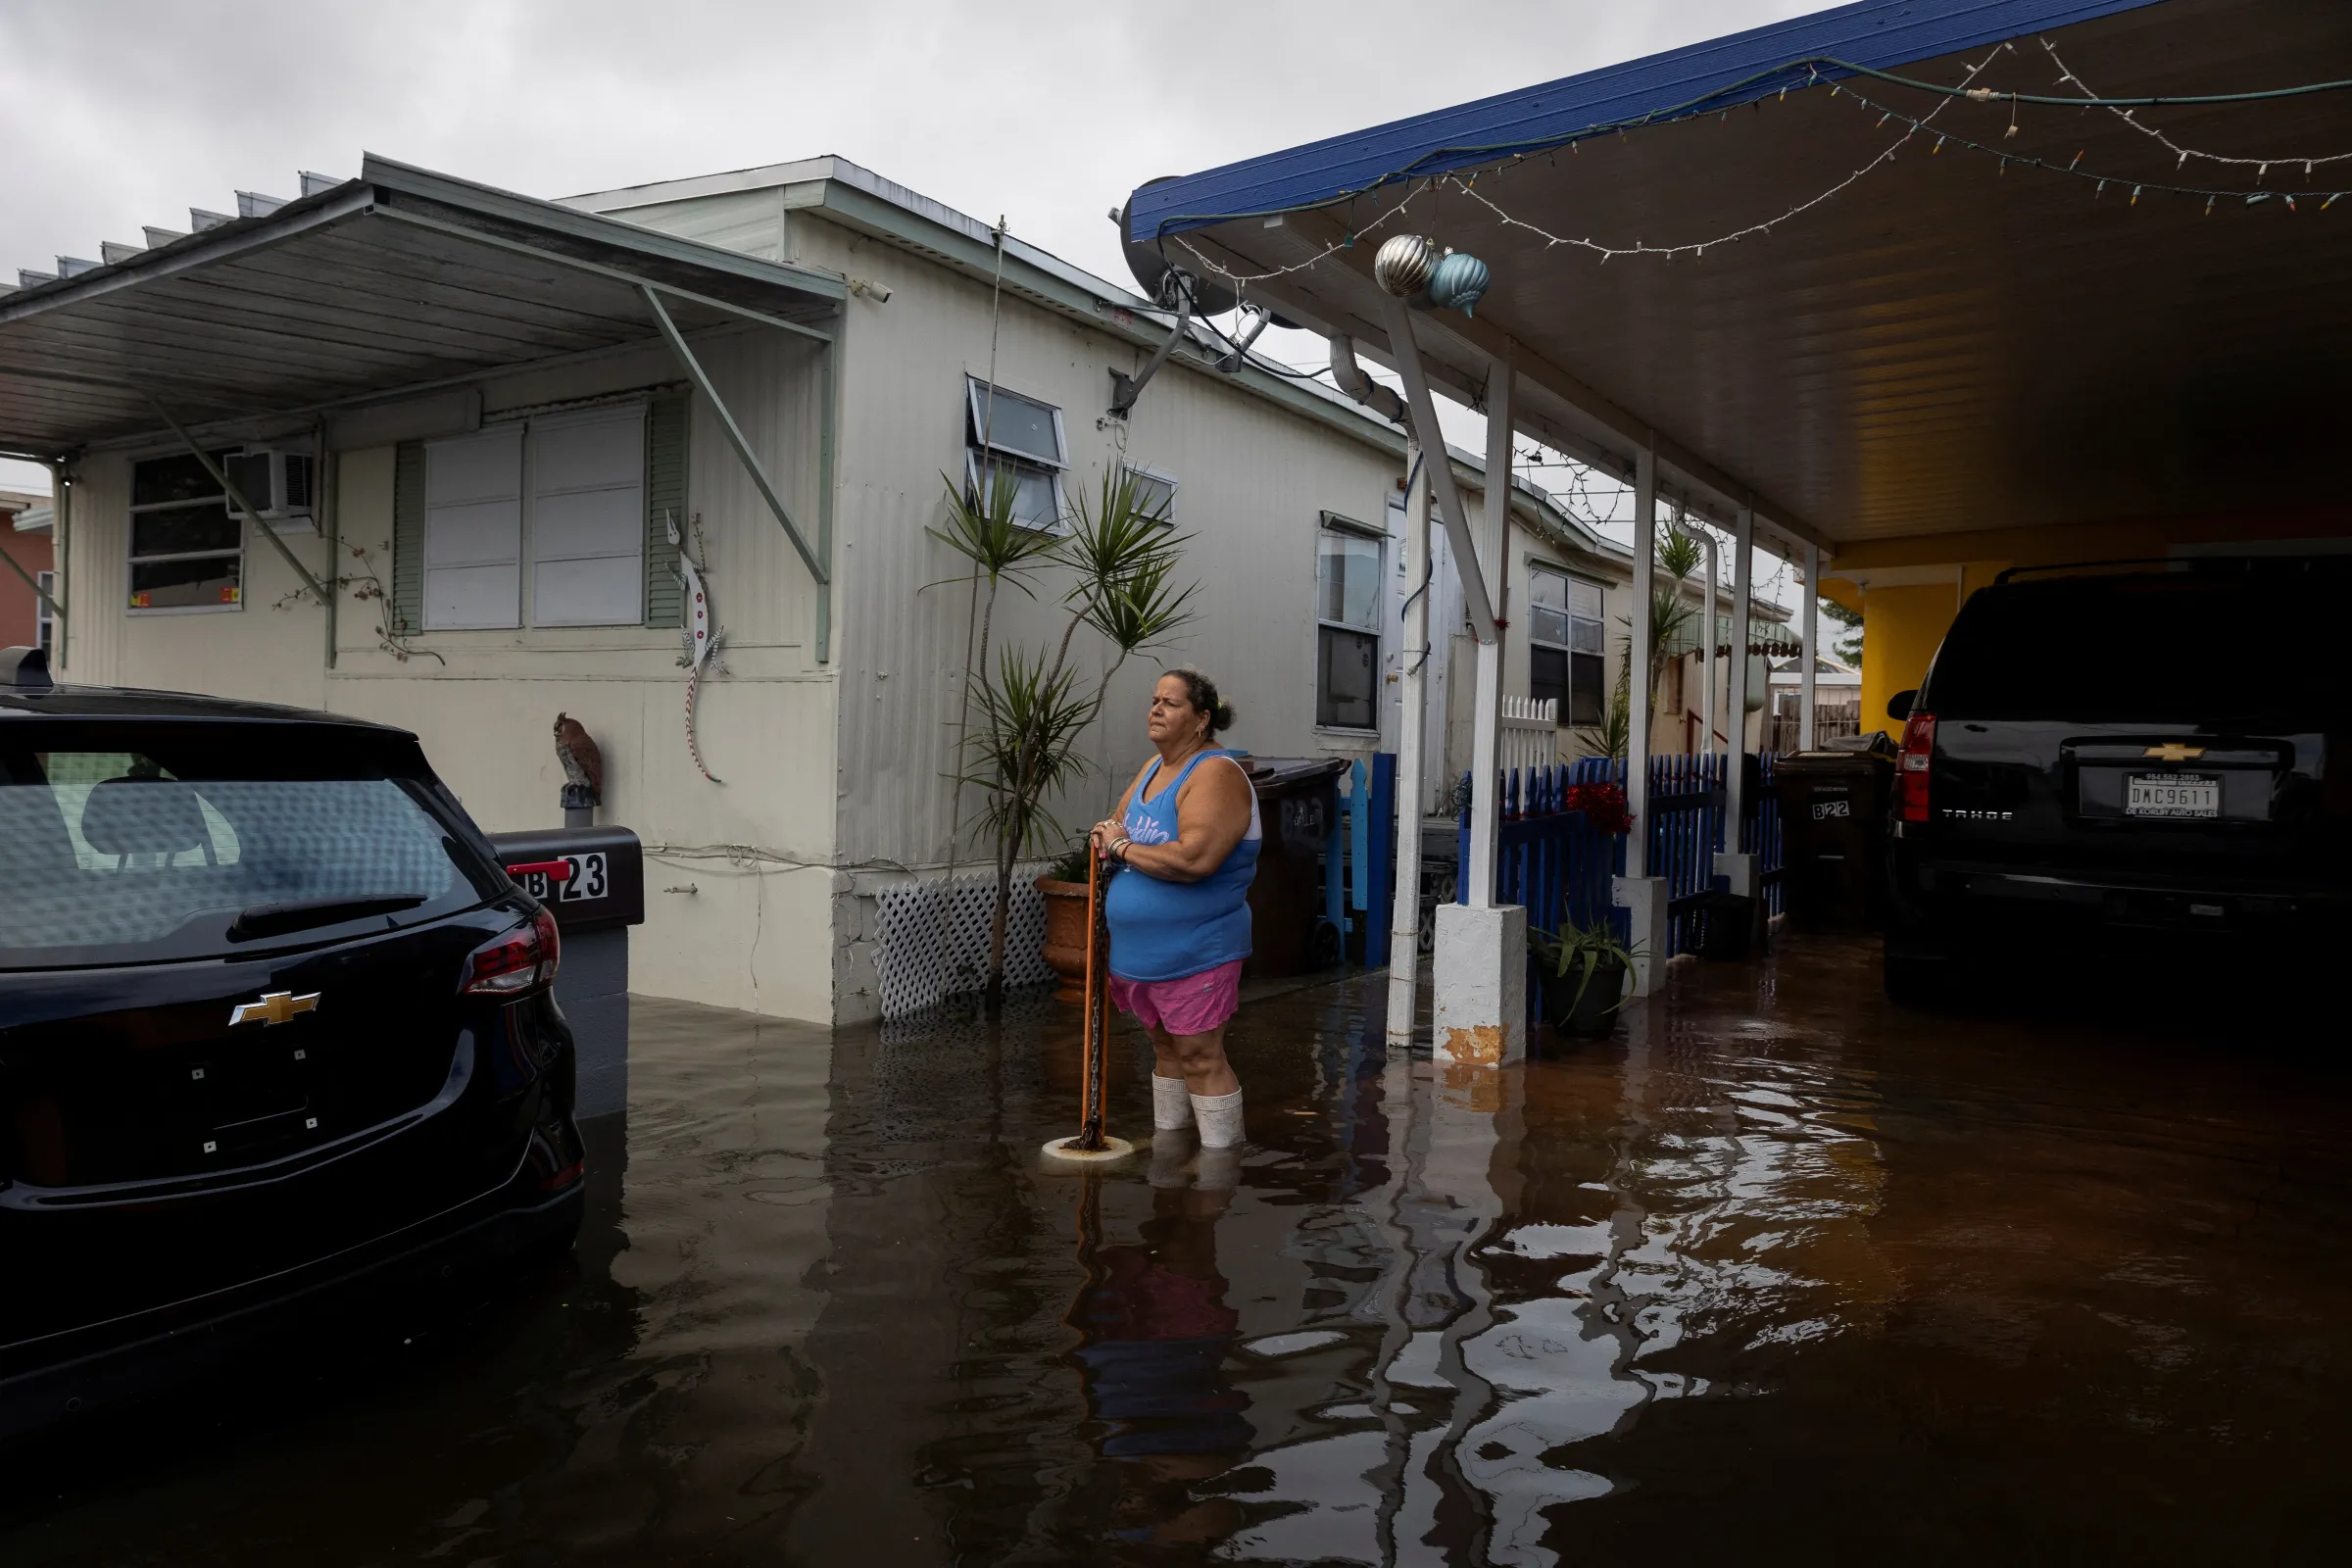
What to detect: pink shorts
<box><xmin>1109</xmin><ymin>958</ymin><xmax>1245</xmax><ymax>1037</ymax></box>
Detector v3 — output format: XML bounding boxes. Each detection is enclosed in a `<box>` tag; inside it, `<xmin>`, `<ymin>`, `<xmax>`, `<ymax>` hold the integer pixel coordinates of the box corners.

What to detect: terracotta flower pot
<box><xmin>1036</xmin><ymin>877</ymin><xmax>1092</xmax><ymax>1003</ymax></box>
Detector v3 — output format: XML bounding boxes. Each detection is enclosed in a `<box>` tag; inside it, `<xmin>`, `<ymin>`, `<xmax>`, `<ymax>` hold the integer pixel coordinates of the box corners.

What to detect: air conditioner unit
<box><xmin>226</xmin><ymin>446</ymin><xmax>317</xmax><ymax>533</ymax></box>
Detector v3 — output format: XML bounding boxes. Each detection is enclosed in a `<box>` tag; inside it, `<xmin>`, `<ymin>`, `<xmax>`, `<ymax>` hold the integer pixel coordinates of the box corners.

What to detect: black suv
<box><xmin>1883</xmin><ymin>558</ymin><xmax>2352</xmax><ymax>1001</ymax></box>
<box><xmin>0</xmin><ymin>656</ymin><xmax>583</xmax><ymax>1436</ymax></box>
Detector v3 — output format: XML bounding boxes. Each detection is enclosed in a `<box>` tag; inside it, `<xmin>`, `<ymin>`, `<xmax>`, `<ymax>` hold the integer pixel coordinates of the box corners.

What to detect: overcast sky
<box><xmin>0</xmin><ymin>0</ymin><xmax>1817</xmax><ymax>581</ymax></box>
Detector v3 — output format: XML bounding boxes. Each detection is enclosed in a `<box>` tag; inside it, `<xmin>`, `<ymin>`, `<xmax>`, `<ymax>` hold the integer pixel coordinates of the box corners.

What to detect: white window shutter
<box><xmin>529</xmin><ymin>405</ymin><xmax>646</xmax><ymax>626</ymax></box>
<box><xmin>423</xmin><ymin>426</ymin><xmax>523</xmax><ymax>630</ymax></box>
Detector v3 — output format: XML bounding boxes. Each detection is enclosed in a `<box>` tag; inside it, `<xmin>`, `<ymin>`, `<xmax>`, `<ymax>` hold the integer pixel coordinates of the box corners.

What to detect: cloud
<box><xmin>0</xmin><ymin>0</ymin><xmax>1815</xmax><ymax>514</ymax></box>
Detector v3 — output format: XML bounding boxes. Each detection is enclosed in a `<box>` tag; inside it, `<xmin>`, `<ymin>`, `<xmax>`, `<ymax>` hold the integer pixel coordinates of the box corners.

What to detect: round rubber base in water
<box><xmin>1040</xmin><ymin>1134</ymin><xmax>1136</xmax><ymax>1164</ymax></box>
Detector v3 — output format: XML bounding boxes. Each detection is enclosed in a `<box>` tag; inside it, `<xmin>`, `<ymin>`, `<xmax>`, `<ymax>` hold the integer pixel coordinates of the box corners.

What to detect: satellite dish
<box><xmin>1118</xmin><ymin>178</ymin><xmax>1238</xmax><ymax>318</ymax></box>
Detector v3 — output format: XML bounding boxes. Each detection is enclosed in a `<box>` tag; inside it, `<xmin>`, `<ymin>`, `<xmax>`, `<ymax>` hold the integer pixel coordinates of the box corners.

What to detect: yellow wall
<box><xmin>1857</xmin><ymin>583</ymin><xmax>1971</xmax><ymax>736</ymax></box>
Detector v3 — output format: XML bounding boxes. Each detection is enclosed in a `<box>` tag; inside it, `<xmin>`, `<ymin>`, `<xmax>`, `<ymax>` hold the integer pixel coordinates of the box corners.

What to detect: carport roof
<box><xmin>1125</xmin><ymin>0</ymin><xmax>2352</xmax><ymax>554</ymax></box>
<box><xmin>0</xmin><ymin>155</ymin><xmax>846</xmax><ymax>459</ymax></box>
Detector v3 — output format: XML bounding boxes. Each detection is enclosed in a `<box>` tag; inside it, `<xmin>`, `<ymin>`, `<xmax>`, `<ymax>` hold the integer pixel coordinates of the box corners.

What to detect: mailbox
<box><xmin>486</xmin><ymin>826</ymin><xmax>644</xmax><ymax>1120</ymax></box>
<box><xmin>487</xmin><ymin>824</ymin><xmax>645</xmax><ymax>933</ymax></box>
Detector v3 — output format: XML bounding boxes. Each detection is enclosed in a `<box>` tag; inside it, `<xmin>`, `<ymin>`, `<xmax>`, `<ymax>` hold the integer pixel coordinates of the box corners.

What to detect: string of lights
<box><xmin>1444</xmin><ymin>60</ymin><xmax>2346</xmax><ymax>264</ymax></box>
<box><xmin>1157</xmin><ymin>41</ymin><xmax>2352</xmax><ymax>283</ymax></box>
<box><xmin>1805</xmin><ymin>71</ymin><xmax>2345</xmax><ymax>209</ymax></box>
<box><xmin>2037</xmin><ymin>37</ymin><xmax>2352</xmax><ymax>176</ymax></box>
<box><xmin>1442</xmin><ymin>51</ymin><xmax>1989</xmax><ymax>265</ymax></box>
<box><xmin>1172</xmin><ymin>187</ymin><xmax>1426</xmax><ymax>292</ymax></box>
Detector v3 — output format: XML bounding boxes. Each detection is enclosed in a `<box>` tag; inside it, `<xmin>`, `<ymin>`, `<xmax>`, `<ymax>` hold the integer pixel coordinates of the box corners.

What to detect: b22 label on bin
<box><xmin>1811</xmin><ymin>798</ymin><xmax>1851</xmax><ymax>820</ymax></box>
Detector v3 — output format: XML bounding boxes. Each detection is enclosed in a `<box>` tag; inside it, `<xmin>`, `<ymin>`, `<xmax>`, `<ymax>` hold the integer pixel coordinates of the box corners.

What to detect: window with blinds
<box><xmin>1316</xmin><ymin>514</ymin><xmax>1384</xmax><ymax>731</ymax></box>
<box><xmin>127</xmin><ymin>452</ymin><xmax>242</xmax><ymax>613</ymax></box>
<box><xmin>1529</xmin><ymin>565</ymin><xmax>1606</xmax><ymax>725</ymax></box>
<box><xmin>393</xmin><ymin>393</ymin><xmax>682</xmax><ymax>635</ymax></box>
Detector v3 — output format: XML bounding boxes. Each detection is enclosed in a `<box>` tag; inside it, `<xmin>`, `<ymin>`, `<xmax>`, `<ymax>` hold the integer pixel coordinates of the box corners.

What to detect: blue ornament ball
<box><xmin>1427</xmin><ymin>251</ymin><xmax>1491</xmax><ymax>316</ymax></box>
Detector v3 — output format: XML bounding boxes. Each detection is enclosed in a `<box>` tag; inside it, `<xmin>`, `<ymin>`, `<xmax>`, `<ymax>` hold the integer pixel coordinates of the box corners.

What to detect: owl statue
<box><xmin>553</xmin><ymin>712</ymin><xmax>604</xmax><ymax>810</ymax></box>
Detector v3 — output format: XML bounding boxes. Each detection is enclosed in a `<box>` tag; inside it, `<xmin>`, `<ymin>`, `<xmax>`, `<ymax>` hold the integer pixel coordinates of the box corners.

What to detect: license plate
<box><xmin>2126</xmin><ymin>773</ymin><xmax>2218</xmax><ymax>818</ymax></box>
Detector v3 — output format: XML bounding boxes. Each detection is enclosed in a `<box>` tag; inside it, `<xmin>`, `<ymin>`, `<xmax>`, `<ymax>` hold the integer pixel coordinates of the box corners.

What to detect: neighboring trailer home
<box><xmin>0</xmin><ymin>489</ymin><xmax>53</xmax><ymax>654</ymax></box>
<box><xmin>2</xmin><ymin>153</ymin><xmax>1692</xmax><ymax>1024</ymax></box>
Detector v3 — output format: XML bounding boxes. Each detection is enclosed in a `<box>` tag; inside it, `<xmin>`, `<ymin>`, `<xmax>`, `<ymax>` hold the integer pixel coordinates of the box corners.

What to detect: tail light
<box><xmin>1897</xmin><ymin>711</ymin><xmax>1937</xmax><ymax>822</ymax></box>
<box><xmin>462</xmin><ymin>907</ymin><xmax>561</xmax><ymax>998</ymax></box>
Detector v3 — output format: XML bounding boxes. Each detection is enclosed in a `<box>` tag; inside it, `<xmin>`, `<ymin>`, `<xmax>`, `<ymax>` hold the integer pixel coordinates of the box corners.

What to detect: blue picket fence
<box><xmin>1459</xmin><ymin>753</ymin><xmax>1788</xmax><ymax>1020</ymax></box>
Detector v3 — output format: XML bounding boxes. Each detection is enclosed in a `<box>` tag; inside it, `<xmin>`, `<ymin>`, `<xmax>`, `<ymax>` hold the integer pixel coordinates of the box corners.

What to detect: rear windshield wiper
<box><xmin>227</xmin><ymin>895</ymin><xmax>427</xmax><ymax>942</ymax></box>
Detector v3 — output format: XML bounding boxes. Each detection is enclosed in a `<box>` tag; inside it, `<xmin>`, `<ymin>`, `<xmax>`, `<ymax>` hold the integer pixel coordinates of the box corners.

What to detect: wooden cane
<box><xmin>1044</xmin><ymin>843</ymin><xmax>1130</xmax><ymax>1163</ymax></box>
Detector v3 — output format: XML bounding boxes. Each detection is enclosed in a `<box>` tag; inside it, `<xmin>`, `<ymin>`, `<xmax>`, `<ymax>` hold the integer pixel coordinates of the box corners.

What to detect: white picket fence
<box><xmin>1499</xmin><ymin>694</ymin><xmax>1559</xmax><ymax>774</ymax></box>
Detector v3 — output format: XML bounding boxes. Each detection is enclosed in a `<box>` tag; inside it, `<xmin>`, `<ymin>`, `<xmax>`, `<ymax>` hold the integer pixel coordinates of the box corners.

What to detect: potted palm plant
<box><xmin>933</xmin><ymin>466</ymin><xmax>1197</xmax><ymax>1008</ymax></box>
<box><xmin>1036</xmin><ymin>840</ymin><xmax>1097</xmax><ymax>1003</ymax></box>
<box><xmin>1528</xmin><ymin>918</ymin><xmax>1642</xmax><ymax>1039</ymax></box>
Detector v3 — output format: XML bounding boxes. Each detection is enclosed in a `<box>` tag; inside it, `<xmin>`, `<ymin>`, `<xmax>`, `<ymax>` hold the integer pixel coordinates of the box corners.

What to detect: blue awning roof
<box><xmin>1113</xmin><ymin>0</ymin><xmax>2352</xmax><ymax>551</ymax></box>
<box><xmin>1131</xmin><ymin>0</ymin><xmax>2171</xmax><ymax>243</ymax></box>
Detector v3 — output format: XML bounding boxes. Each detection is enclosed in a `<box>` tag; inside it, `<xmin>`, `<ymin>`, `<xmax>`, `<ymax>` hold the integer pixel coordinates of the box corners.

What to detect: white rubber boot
<box><xmin>1152</xmin><ymin>1072</ymin><xmax>1195</xmax><ymax>1131</ymax></box>
<box><xmin>1148</xmin><ymin>1128</ymin><xmax>1194</xmax><ymax>1189</ymax></box>
<box><xmin>1191</xmin><ymin>1088</ymin><xmax>1245</xmax><ymax>1150</ymax></box>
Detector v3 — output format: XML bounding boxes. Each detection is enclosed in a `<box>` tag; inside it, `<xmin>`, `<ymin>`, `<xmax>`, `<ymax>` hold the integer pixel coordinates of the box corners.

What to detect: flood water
<box><xmin>6</xmin><ymin>932</ymin><xmax>2351</xmax><ymax>1564</ymax></box>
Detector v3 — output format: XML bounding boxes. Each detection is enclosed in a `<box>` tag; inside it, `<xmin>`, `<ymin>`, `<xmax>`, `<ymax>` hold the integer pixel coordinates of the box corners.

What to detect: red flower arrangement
<box><xmin>1563</xmin><ymin>780</ymin><xmax>1635</xmax><ymax>837</ymax></box>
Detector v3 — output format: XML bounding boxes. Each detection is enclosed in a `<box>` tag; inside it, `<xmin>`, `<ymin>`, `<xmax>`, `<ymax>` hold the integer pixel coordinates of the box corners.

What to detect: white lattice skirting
<box><xmin>873</xmin><ymin>872</ymin><xmax>1054</xmax><ymax>1020</ymax></box>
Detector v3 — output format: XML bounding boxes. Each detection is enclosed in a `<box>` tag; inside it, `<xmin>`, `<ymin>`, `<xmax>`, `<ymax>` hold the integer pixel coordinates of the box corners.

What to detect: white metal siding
<box><xmin>800</xmin><ymin>211</ymin><xmax>1409</xmax><ymax>879</ymax></box>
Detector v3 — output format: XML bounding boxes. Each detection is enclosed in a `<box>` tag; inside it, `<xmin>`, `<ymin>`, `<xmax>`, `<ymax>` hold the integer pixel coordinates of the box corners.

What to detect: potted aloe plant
<box><xmin>1529</xmin><ymin>917</ymin><xmax>1642</xmax><ymax>1039</ymax></box>
<box><xmin>1035</xmin><ymin>840</ymin><xmax>1097</xmax><ymax>1003</ymax></box>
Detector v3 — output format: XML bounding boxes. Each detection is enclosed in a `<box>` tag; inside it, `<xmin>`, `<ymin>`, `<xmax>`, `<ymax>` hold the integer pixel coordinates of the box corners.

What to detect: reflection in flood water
<box><xmin>6</xmin><ymin>934</ymin><xmax>2352</xmax><ymax>1563</ymax></box>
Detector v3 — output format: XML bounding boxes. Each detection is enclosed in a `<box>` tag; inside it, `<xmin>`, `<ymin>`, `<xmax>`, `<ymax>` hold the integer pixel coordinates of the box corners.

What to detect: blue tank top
<box><xmin>1104</xmin><ymin>750</ymin><xmax>1262</xmax><ymax>983</ymax></box>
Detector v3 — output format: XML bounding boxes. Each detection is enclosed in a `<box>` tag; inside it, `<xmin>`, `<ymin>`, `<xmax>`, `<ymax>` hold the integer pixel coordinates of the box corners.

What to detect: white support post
<box><xmin>52</xmin><ymin>461</ymin><xmax>70</xmax><ymax>672</ymax></box>
<box><xmin>1386</xmin><ymin>438</ymin><xmax>1432</xmax><ymax>1050</ymax></box>
<box><xmin>1436</xmin><ymin>343</ymin><xmax>1523</xmax><ymax>1067</ymax></box>
<box><xmin>1715</xmin><ymin>506</ymin><xmax>1759</xmax><ymax>901</ymax></box>
<box><xmin>1465</xmin><ymin>348</ymin><xmax>1510</xmax><ymax>910</ymax></box>
<box><xmin>1800</xmin><ymin>540</ymin><xmax>1820</xmax><ymax>751</ymax></box>
<box><xmin>1614</xmin><ymin>439</ymin><xmax>1668</xmax><ymax>996</ymax></box>
<box><xmin>1625</xmin><ymin>442</ymin><xmax>1655</xmax><ymax>878</ymax></box>
<box><xmin>1700</xmin><ymin>529</ymin><xmax>1720</xmax><ymax>757</ymax></box>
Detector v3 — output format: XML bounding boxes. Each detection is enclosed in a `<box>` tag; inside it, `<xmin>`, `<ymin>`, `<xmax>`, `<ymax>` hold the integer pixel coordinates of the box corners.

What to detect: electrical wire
<box><xmin>1115</xmin><ymin>297</ymin><xmax>1344</xmax><ymax>382</ymax></box>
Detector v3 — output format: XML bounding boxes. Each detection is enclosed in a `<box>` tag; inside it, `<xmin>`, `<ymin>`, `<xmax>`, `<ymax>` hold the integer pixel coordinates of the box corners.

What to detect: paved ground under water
<box><xmin>6</xmin><ymin>932</ymin><xmax>2351</xmax><ymax>1565</ymax></box>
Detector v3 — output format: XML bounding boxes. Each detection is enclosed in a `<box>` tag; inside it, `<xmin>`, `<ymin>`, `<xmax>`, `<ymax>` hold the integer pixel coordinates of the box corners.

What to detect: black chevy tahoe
<box><xmin>1882</xmin><ymin>557</ymin><xmax>2352</xmax><ymax>1002</ymax></box>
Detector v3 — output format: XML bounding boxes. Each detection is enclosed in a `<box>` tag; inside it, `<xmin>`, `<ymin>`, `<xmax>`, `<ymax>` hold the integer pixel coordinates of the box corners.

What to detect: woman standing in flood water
<box><xmin>1090</xmin><ymin>668</ymin><xmax>1258</xmax><ymax>1150</ymax></box>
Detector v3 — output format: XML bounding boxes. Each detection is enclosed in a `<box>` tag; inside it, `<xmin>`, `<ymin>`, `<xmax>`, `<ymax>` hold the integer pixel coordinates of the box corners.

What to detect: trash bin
<box><xmin>1772</xmin><ymin>750</ymin><xmax>1893</xmax><ymax>929</ymax></box>
<box><xmin>1237</xmin><ymin>756</ymin><xmax>1349</xmax><ymax>977</ymax></box>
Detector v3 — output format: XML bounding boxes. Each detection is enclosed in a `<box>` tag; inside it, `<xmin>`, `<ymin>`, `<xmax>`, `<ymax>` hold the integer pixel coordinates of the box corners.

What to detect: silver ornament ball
<box><xmin>1374</xmin><ymin>233</ymin><xmax>1441</xmax><ymax>298</ymax></box>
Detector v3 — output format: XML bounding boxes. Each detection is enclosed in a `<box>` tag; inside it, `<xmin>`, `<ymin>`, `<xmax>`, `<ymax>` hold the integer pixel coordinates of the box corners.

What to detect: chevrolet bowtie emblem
<box><xmin>229</xmin><ymin>990</ymin><xmax>320</xmax><ymax>1028</ymax></box>
<box><xmin>2143</xmin><ymin>743</ymin><xmax>2206</xmax><ymax>761</ymax></box>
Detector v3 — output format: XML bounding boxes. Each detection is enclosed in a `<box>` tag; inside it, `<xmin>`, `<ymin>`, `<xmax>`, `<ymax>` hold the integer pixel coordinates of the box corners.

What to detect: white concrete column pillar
<box><xmin>1434</xmin><ymin>903</ymin><xmax>1527</xmax><ymax>1063</ymax></box>
<box><xmin>1386</xmin><ymin>438</ymin><xmax>1432</xmax><ymax>1050</ymax></box>
<box><xmin>1437</xmin><ymin>345</ymin><xmax>1524</xmax><ymax>1066</ymax></box>
<box><xmin>1611</xmin><ymin>872</ymin><xmax>1671</xmax><ymax>996</ymax></box>
<box><xmin>1716</xmin><ymin>506</ymin><xmax>1759</xmax><ymax>897</ymax></box>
